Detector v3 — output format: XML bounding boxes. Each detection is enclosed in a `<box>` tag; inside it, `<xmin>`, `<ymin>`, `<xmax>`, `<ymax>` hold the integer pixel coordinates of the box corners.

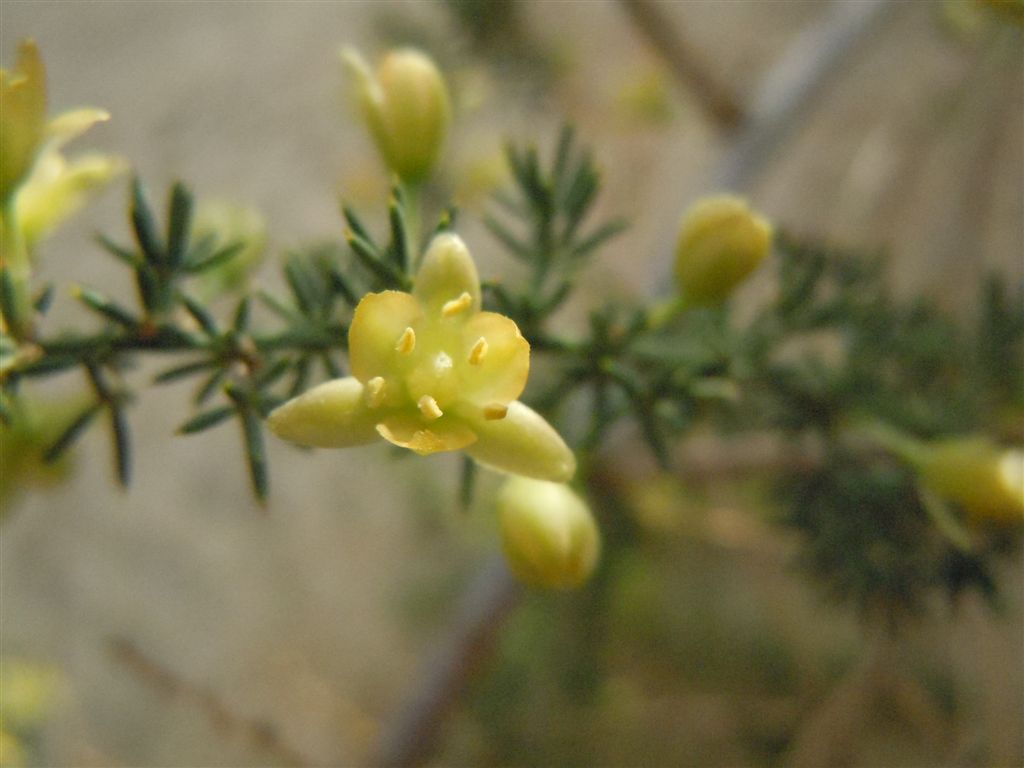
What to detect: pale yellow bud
<box><xmin>916</xmin><ymin>439</ymin><xmax>1024</xmax><ymax>525</ymax></box>
<box><xmin>674</xmin><ymin>195</ymin><xmax>772</xmax><ymax>305</ymax></box>
<box><xmin>497</xmin><ymin>477</ymin><xmax>600</xmax><ymax>590</ymax></box>
<box><xmin>342</xmin><ymin>47</ymin><xmax>451</xmax><ymax>183</ymax></box>
<box><xmin>0</xmin><ymin>40</ymin><xmax>47</xmax><ymax>205</ymax></box>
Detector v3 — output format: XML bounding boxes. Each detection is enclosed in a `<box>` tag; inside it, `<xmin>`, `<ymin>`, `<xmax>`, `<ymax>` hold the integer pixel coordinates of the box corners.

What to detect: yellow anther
<box><xmin>468</xmin><ymin>337</ymin><xmax>488</xmax><ymax>365</ymax></box>
<box><xmin>395</xmin><ymin>326</ymin><xmax>416</xmax><ymax>354</ymax></box>
<box><xmin>441</xmin><ymin>292</ymin><xmax>473</xmax><ymax>317</ymax></box>
<box><xmin>483</xmin><ymin>403</ymin><xmax>508</xmax><ymax>421</ymax></box>
<box><xmin>418</xmin><ymin>395</ymin><xmax>444</xmax><ymax>420</ymax></box>
<box><xmin>366</xmin><ymin>376</ymin><xmax>387</xmax><ymax>408</ymax></box>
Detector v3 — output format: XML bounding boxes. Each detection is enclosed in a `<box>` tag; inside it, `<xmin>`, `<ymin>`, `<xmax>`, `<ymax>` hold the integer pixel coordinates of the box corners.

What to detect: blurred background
<box><xmin>1</xmin><ymin>1</ymin><xmax>1021</xmax><ymax>766</ymax></box>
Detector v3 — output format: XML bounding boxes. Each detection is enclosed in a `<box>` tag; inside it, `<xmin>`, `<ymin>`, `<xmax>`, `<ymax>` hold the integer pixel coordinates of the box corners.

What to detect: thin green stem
<box><xmin>403</xmin><ymin>180</ymin><xmax>423</xmax><ymax>270</ymax></box>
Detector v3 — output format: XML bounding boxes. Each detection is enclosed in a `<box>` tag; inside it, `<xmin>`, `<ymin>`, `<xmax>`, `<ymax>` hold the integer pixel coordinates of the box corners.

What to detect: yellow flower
<box><xmin>268</xmin><ymin>233</ymin><xmax>576</xmax><ymax>482</ymax></box>
<box><xmin>497</xmin><ymin>476</ymin><xmax>600</xmax><ymax>589</ymax></box>
<box><xmin>0</xmin><ymin>41</ymin><xmax>47</xmax><ymax>206</ymax></box>
<box><xmin>341</xmin><ymin>47</ymin><xmax>451</xmax><ymax>184</ymax></box>
<box><xmin>15</xmin><ymin>108</ymin><xmax>125</xmax><ymax>247</ymax></box>
<box><xmin>674</xmin><ymin>195</ymin><xmax>772</xmax><ymax>306</ymax></box>
<box><xmin>1</xmin><ymin>41</ymin><xmax>123</xmax><ymax>253</ymax></box>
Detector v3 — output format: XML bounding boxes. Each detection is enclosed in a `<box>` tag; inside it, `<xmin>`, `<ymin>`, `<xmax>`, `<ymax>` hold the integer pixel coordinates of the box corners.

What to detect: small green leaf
<box><xmin>33</xmin><ymin>284</ymin><xmax>54</xmax><ymax>314</ymax></box>
<box><xmin>483</xmin><ymin>214</ymin><xmax>532</xmax><ymax>262</ymax></box>
<box><xmin>0</xmin><ymin>267</ymin><xmax>20</xmax><ymax>331</ymax></box>
<box><xmin>154</xmin><ymin>357</ymin><xmax>217</xmax><ymax>384</ymax></box>
<box><xmin>233</xmin><ymin>295</ymin><xmax>252</xmax><ymax>332</ymax></box>
<box><xmin>258</xmin><ymin>290</ymin><xmax>301</xmax><ymax>323</ymax></box>
<box><xmin>95</xmin><ymin>232</ymin><xmax>140</xmax><ymax>266</ymax></box>
<box><xmin>183</xmin><ymin>240</ymin><xmax>244</xmax><ymax>274</ymax></box>
<box><xmin>255</xmin><ymin>357</ymin><xmax>291</xmax><ymax>389</ymax></box>
<box><xmin>131</xmin><ymin>177</ymin><xmax>166</xmax><ymax>264</ymax></box>
<box><xmin>194</xmin><ymin>368</ymin><xmax>227</xmax><ymax>405</ymax></box>
<box><xmin>181</xmin><ymin>293</ymin><xmax>219</xmax><ymax>336</ymax></box>
<box><xmin>75</xmin><ymin>286</ymin><xmax>137</xmax><ymax>327</ymax></box>
<box><xmin>341</xmin><ymin>204</ymin><xmax>373</xmax><ymax>244</ymax></box>
<box><xmin>387</xmin><ymin>192</ymin><xmax>411</xmax><ymax>271</ymax></box>
<box><xmin>346</xmin><ymin>231</ymin><xmax>407</xmax><ymax>289</ymax></box>
<box><xmin>43</xmin><ymin>402</ymin><xmax>103</xmax><ymax>463</ymax></box>
<box><xmin>178</xmin><ymin>405</ymin><xmax>234</xmax><ymax>434</ymax></box>
<box><xmin>570</xmin><ymin>219</ymin><xmax>627</xmax><ymax>259</ymax></box>
<box><xmin>284</xmin><ymin>255</ymin><xmax>320</xmax><ymax>315</ymax></box>
<box><xmin>166</xmin><ymin>182</ymin><xmax>193</xmax><ymax>269</ymax></box>
<box><xmin>240</xmin><ymin>406</ymin><xmax>268</xmax><ymax>501</ymax></box>
<box><xmin>110</xmin><ymin>406</ymin><xmax>132</xmax><ymax>486</ymax></box>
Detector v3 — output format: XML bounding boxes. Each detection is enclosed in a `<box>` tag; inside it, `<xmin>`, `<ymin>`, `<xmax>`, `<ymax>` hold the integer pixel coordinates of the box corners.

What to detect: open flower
<box><xmin>267</xmin><ymin>233</ymin><xmax>576</xmax><ymax>482</ymax></box>
<box><xmin>15</xmin><ymin>108</ymin><xmax>125</xmax><ymax>248</ymax></box>
<box><xmin>1</xmin><ymin>41</ymin><xmax>123</xmax><ymax>249</ymax></box>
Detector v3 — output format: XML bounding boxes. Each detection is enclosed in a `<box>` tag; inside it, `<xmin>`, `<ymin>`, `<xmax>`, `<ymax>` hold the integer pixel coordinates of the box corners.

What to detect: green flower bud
<box><xmin>341</xmin><ymin>47</ymin><xmax>451</xmax><ymax>184</ymax></box>
<box><xmin>190</xmin><ymin>200</ymin><xmax>267</xmax><ymax>299</ymax></box>
<box><xmin>674</xmin><ymin>195</ymin><xmax>772</xmax><ymax>305</ymax></box>
<box><xmin>497</xmin><ymin>477</ymin><xmax>600</xmax><ymax>590</ymax></box>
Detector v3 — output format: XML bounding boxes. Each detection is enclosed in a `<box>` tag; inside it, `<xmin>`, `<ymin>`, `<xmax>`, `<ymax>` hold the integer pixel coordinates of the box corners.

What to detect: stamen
<box><xmin>483</xmin><ymin>403</ymin><xmax>508</xmax><ymax>421</ymax></box>
<box><xmin>418</xmin><ymin>395</ymin><xmax>444</xmax><ymax>420</ymax></box>
<box><xmin>441</xmin><ymin>292</ymin><xmax>473</xmax><ymax>317</ymax></box>
<box><xmin>395</xmin><ymin>327</ymin><xmax>416</xmax><ymax>355</ymax></box>
<box><xmin>468</xmin><ymin>337</ymin><xmax>488</xmax><ymax>365</ymax></box>
<box><xmin>366</xmin><ymin>376</ymin><xmax>387</xmax><ymax>408</ymax></box>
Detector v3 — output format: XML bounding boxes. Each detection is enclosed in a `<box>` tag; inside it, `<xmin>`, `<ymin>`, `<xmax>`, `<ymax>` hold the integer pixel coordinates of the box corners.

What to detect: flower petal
<box><xmin>348</xmin><ymin>290</ymin><xmax>422</xmax><ymax>383</ymax></box>
<box><xmin>463</xmin><ymin>401</ymin><xmax>576</xmax><ymax>482</ymax></box>
<box><xmin>413</xmin><ymin>233</ymin><xmax>480</xmax><ymax>315</ymax></box>
<box><xmin>266</xmin><ymin>377</ymin><xmax>379</xmax><ymax>448</ymax></box>
<box><xmin>457</xmin><ymin>311</ymin><xmax>530</xmax><ymax>405</ymax></box>
<box><xmin>47</xmin><ymin>108</ymin><xmax>110</xmax><ymax>147</ymax></box>
<box><xmin>17</xmin><ymin>152</ymin><xmax>126</xmax><ymax>246</ymax></box>
<box><xmin>376</xmin><ymin>412</ymin><xmax>477</xmax><ymax>455</ymax></box>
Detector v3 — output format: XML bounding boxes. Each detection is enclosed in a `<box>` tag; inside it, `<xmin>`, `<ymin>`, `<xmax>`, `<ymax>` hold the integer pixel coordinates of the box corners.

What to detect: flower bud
<box><xmin>0</xmin><ymin>40</ymin><xmax>47</xmax><ymax>205</ymax></box>
<box><xmin>497</xmin><ymin>477</ymin><xmax>600</xmax><ymax>589</ymax></box>
<box><xmin>915</xmin><ymin>439</ymin><xmax>1024</xmax><ymax>525</ymax></box>
<box><xmin>190</xmin><ymin>200</ymin><xmax>267</xmax><ymax>299</ymax></box>
<box><xmin>674</xmin><ymin>195</ymin><xmax>772</xmax><ymax>306</ymax></box>
<box><xmin>342</xmin><ymin>47</ymin><xmax>451</xmax><ymax>184</ymax></box>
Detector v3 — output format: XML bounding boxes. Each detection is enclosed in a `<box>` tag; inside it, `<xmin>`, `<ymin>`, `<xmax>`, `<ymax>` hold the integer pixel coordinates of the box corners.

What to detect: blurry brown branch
<box><xmin>108</xmin><ymin>637</ymin><xmax>315</xmax><ymax>768</ymax></box>
<box><xmin>618</xmin><ymin>0</ymin><xmax>745</xmax><ymax>133</ymax></box>
<box><xmin>371</xmin><ymin>556</ymin><xmax>521</xmax><ymax>767</ymax></box>
<box><xmin>785</xmin><ymin>627</ymin><xmax>954</xmax><ymax>767</ymax></box>
<box><xmin>713</xmin><ymin>0</ymin><xmax>896</xmax><ymax>191</ymax></box>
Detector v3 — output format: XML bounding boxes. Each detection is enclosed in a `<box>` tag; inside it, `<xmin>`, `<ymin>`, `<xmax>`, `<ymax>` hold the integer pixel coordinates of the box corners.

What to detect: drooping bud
<box><xmin>341</xmin><ymin>47</ymin><xmax>451</xmax><ymax>184</ymax></box>
<box><xmin>915</xmin><ymin>439</ymin><xmax>1024</xmax><ymax>525</ymax></box>
<box><xmin>497</xmin><ymin>477</ymin><xmax>600</xmax><ymax>589</ymax></box>
<box><xmin>674</xmin><ymin>195</ymin><xmax>772</xmax><ymax>306</ymax></box>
